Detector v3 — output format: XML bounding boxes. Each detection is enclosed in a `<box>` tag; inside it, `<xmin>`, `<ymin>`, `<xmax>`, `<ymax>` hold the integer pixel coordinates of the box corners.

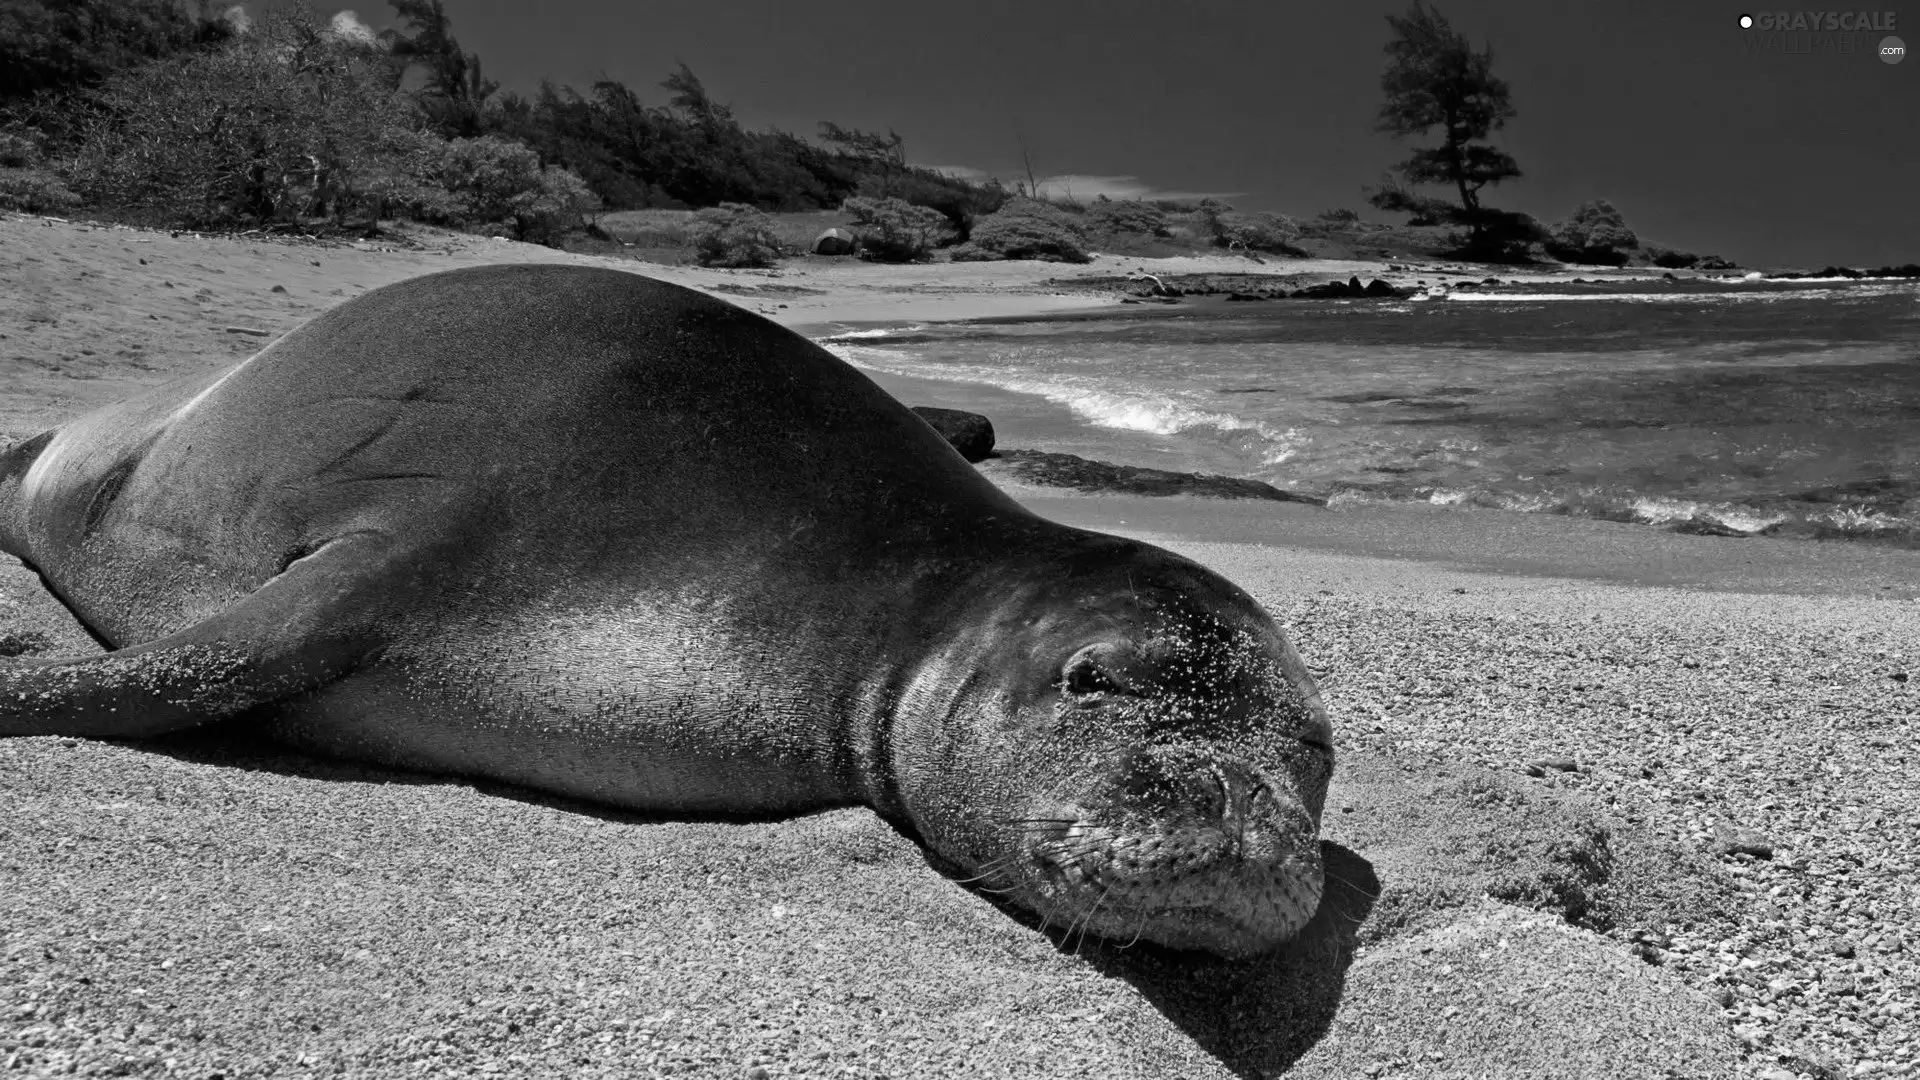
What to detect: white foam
<box><xmin>1818</xmin><ymin>506</ymin><xmax>1907</xmax><ymax>532</ymax></box>
<box><xmin>1444</xmin><ymin>291</ymin><xmax>1755</xmax><ymax>303</ymax></box>
<box><xmin>1627</xmin><ymin>496</ymin><xmax>1788</xmax><ymax>533</ymax></box>
<box><xmin>1711</xmin><ymin>509</ymin><xmax>1790</xmax><ymax>533</ymax></box>
<box><xmin>826</xmin><ymin>343</ymin><xmax>1305</xmax><ymax>457</ymax></box>
<box><xmin>819</xmin><ymin>325</ymin><xmax>924</xmax><ymax>341</ymax></box>
<box><xmin>1441</xmin><ymin>281</ymin><xmax>1917</xmax><ymax>303</ymax></box>
<box><xmin>1628</xmin><ymin>496</ymin><xmax>1700</xmax><ymax>523</ymax></box>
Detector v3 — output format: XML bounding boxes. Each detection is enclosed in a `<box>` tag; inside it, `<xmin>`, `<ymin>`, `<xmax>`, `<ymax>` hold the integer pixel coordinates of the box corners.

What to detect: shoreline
<box><xmin>1004</xmin><ymin>489</ymin><xmax>1920</xmax><ymax>600</ymax></box>
<box><xmin>5</xmin><ymin>209</ymin><xmax>1912</xmax><ymax>593</ymax></box>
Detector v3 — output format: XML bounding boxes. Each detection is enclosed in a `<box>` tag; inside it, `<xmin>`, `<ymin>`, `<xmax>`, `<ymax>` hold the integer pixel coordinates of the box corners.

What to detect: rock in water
<box><xmin>909</xmin><ymin>406</ymin><xmax>995</xmax><ymax>462</ymax></box>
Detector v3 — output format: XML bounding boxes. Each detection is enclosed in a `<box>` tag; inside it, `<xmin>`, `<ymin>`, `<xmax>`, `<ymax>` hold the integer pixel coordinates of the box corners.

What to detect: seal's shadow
<box><xmin>948</xmin><ymin>842</ymin><xmax>1379</xmax><ymax>1078</ymax></box>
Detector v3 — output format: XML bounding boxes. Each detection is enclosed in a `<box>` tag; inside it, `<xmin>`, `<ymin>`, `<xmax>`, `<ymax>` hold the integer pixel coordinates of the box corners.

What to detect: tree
<box><xmin>0</xmin><ymin>0</ymin><xmax>233</xmax><ymax>104</ymax></box>
<box><xmin>661</xmin><ymin>62</ymin><xmax>731</xmax><ymax>132</ymax></box>
<box><xmin>64</xmin><ymin>4</ymin><xmax>421</xmax><ymax>226</ymax></box>
<box><xmin>1374</xmin><ymin>1</ymin><xmax>1519</xmax><ymax>235</ymax></box>
<box><xmin>383</xmin><ymin>0</ymin><xmax>495</xmax><ymax>136</ymax></box>
<box><xmin>818</xmin><ymin>121</ymin><xmax>903</xmax><ymax>193</ymax></box>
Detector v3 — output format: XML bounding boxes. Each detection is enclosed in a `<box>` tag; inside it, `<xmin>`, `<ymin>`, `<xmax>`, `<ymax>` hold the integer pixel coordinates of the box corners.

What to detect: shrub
<box><xmin>417</xmin><ymin>135</ymin><xmax>599</xmax><ymax>240</ymax></box>
<box><xmin>362</xmin><ymin>132</ymin><xmax>596</xmax><ymax>243</ymax></box>
<box><xmin>0</xmin><ymin>131</ymin><xmax>41</xmax><ymax>168</ymax></box>
<box><xmin>949</xmin><ymin>197</ymin><xmax>1089</xmax><ymax>262</ymax></box>
<box><xmin>1547</xmin><ymin>200</ymin><xmax>1640</xmax><ymax>265</ymax></box>
<box><xmin>359</xmin><ymin>127</ymin><xmax>466</xmax><ymax>220</ymax></box>
<box><xmin>0</xmin><ymin>130</ymin><xmax>73</xmax><ymax>211</ymax></box>
<box><xmin>1445</xmin><ymin>208</ymin><xmax>1548</xmax><ymax>263</ymax></box>
<box><xmin>0</xmin><ymin>166</ymin><xmax>81</xmax><ymax>212</ymax></box>
<box><xmin>1194</xmin><ymin>197</ymin><xmax>1234</xmax><ymax>244</ymax></box>
<box><xmin>423</xmin><ymin>135</ymin><xmax>547</xmax><ymax>224</ymax></box>
<box><xmin>61</xmin><ymin>4</ymin><xmax>421</xmax><ymax>228</ymax></box>
<box><xmin>1317</xmin><ymin>207</ymin><xmax>1361</xmax><ymax>224</ymax></box>
<box><xmin>861</xmin><ymin>169</ymin><xmax>1005</xmax><ymax>241</ymax></box>
<box><xmin>1086</xmin><ymin>198</ymin><xmax>1168</xmax><ymax>237</ymax></box>
<box><xmin>1647</xmin><ymin>246</ymin><xmax>1698</xmax><ymax>269</ymax></box>
<box><xmin>515</xmin><ymin>166</ymin><xmax>600</xmax><ymax>245</ymax></box>
<box><xmin>688</xmin><ymin>202</ymin><xmax>782</xmax><ymax>267</ymax></box>
<box><xmin>841</xmin><ymin>195</ymin><xmax>951</xmax><ymax>262</ymax></box>
<box><xmin>1223</xmin><ymin>211</ymin><xmax>1305</xmax><ymax>255</ymax></box>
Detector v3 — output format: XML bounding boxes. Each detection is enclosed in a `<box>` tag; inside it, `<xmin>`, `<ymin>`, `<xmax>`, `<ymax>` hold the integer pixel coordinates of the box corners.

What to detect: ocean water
<box><xmin>821</xmin><ymin>280</ymin><xmax>1920</xmax><ymax>542</ymax></box>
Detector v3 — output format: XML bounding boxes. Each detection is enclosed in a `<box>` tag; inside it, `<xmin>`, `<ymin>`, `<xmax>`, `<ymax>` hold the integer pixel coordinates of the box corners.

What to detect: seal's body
<box><xmin>0</xmin><ymin>265</ymin><xmax>1332</xmax><ymax>956</ymax></box>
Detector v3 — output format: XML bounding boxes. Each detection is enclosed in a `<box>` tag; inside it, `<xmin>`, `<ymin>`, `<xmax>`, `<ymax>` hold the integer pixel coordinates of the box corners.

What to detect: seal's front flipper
<box><xmin>0</xmin><ymin>533</ymin><xmax>391</xmax><ymax>738</ymax></box>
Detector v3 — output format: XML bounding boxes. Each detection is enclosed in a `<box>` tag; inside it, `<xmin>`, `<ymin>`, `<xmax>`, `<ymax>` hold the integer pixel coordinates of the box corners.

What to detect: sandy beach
<box><xmin>4</xmin><ymin>212</ymin><xmax>1917</xmax><ymax>1079</ymax></box>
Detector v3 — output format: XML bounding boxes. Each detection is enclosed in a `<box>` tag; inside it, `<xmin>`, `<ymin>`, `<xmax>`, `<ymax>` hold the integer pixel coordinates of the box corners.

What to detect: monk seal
<box><xmin>0</xmin><ymin>264</ymin><xmax>1332</xmax><ymax>957</ymax></box>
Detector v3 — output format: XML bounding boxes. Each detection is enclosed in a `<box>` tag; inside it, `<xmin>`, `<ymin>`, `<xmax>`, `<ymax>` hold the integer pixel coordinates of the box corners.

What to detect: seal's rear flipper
<box><xmin>0</xmin><ymin>533</ymin><xmax>390</xmax><ymax>739</ymax></box>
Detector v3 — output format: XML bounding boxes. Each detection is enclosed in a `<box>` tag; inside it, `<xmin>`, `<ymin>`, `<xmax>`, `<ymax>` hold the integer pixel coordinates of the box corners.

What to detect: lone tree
<box><xmin>1372</xmin><ymin>1</ymin><xmax>1520</xmax><ymax>235</ymax></box>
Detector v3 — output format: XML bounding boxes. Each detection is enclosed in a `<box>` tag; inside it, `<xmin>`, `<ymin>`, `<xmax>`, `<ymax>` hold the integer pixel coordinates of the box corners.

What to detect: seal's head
<box><xmin>888</xmin><ymin>536</ymin><xmax>1333</xmax><ymax>959</ymax></box>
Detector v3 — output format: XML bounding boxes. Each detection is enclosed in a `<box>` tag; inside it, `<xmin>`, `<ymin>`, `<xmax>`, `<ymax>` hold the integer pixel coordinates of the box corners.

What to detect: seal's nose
<box><xmin>1212</xmin><ymin>761</ymin><xmax>1258</xmax><ymax>817</ymax></box>
<box><xmin>1118</xmin><ymin>749</ymin><xmax>1277</xmax><ymax>830</ymax></box>
<box><xmin>1202</xmin><ymin>759</ymin><xmax>1282</xmax><ymax>856</ymax></box>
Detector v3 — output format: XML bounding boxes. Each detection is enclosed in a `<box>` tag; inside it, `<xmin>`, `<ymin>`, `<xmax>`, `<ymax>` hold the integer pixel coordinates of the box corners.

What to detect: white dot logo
<box><xmin>1883</xmin><ymin>36</ymin><xmax>1907</xmax><ymax>64</ymax></box>
<box><xmin>1739</xmin><ymin>13</ymin><xmax>1754</xmax><ymax>28</ymax></box>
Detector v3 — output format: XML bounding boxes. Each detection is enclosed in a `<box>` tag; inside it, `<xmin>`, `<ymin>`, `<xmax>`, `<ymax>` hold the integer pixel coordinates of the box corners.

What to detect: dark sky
<box><xmin>340</xmin><ymin>0</ymin><xmax>1914</xmax><ymax>267</ymax></box>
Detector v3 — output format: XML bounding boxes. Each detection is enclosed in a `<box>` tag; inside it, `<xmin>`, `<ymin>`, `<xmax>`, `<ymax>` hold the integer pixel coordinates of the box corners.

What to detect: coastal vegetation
<box><xmin>687</xmin><ymin>203</ymin><xmax>782</xmax><ymax>268</ymax></box>
<box><xmin>840</xmin><ymin>196</ymin><xmax>952</xmax><ymax>263</ymax></box>
<box><xmin>0</xmin><ymin>0</ymin><xmax>1834</xmax><ymax>273</ymax></box>
<box><xmin>1545</xmin><ymin>200</ymin><xmax>1640</xmax><ymax>266</ymax></box>
<box><xmin>0</xmin><ymin>0</ymin><xmax>1007</xmax><ymax>249</ymax></box>
<box><xmin>950</xmin><ymin>198</ymin><xmax>1092</xmax><ymax>263</ymax></box>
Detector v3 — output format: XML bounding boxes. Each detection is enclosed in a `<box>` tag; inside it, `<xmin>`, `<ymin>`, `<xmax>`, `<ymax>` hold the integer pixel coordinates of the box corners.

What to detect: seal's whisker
<box><xmin>1320</xmin><ymin>867</ymin><xmax>1370</xmax><ymax>895</ymax></box>
<box><xmin>1069</xmin><ymin>883</ymin><xmax>1116</xmax><ymax>955</ymax></box>
<box><xmin>1035</xmin><ymin>896</ymin><xmax>1068</xmax><ymax>940</ymax></box>
<box><xmin>950</xmin><ymin>853</ymin><xmax>1020</xmax><ymax>886</ymax></box>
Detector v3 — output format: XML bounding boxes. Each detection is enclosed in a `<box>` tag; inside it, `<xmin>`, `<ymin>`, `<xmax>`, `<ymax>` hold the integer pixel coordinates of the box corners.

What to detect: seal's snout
<box><xmin>1016</xmin><ymin>747</ymin><xmax>1325</xmax><ymax>957</ymax></box>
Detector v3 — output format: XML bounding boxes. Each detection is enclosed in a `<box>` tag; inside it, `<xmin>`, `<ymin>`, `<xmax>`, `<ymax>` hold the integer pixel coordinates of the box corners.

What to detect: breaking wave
<box><xmin>824</xmin><ymin>343</ymin><xmax>1306</xmax><ymax>463</ymax></box>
